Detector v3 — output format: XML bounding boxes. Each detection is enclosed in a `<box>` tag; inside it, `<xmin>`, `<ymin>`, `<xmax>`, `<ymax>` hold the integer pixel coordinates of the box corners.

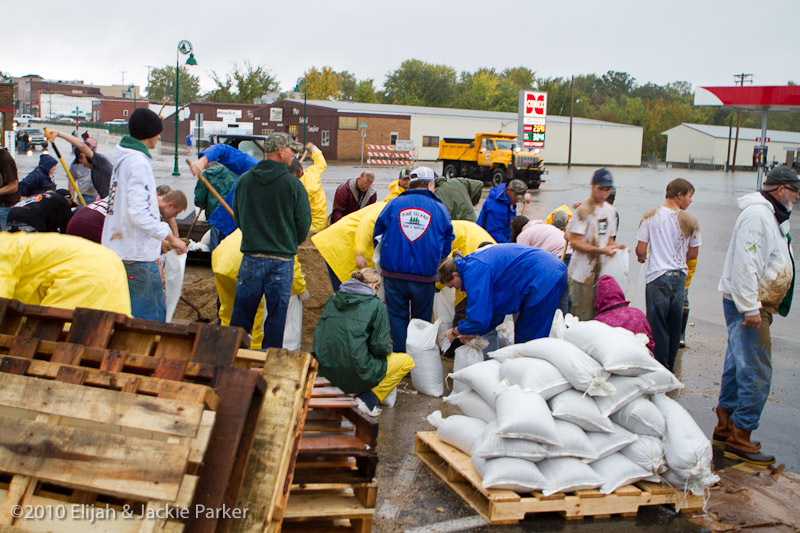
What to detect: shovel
<box><xmin>186</xmin><ymin>159</ymin><xmax>234</xmax><ymax>217</ymax></box>
<box><xmin>44</xmin><ymin>128</ymin><xmax>86</xmax><ymax>206</ymax></box>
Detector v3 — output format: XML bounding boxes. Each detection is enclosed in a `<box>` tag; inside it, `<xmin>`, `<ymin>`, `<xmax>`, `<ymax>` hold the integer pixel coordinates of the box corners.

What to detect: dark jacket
<box><xmin>373</xmin><ymin>189</ymin><xmax>454</xmax><ymax>281</ymax></box>
<box><xmin>477</xmin><ymin>183</ymin><xmax>515</xmax><ymax>243</ymax></box>
<box><xmin>18</xmin><ymin>154</ymin><xmax>58</xmax><ymax>197</ymax></box>
<box><xmin>233</xmin><ymin>159</ymin><xmax>311</xmax><ymax>258</ymax></box>
<box><xmin>434</xmin><ymin>177</ymin><xmax>483</xmax><ymax>222</ymax></box>
<box><xmin>0</xmin><ymin>148</ymin><xmax>20</xmax><ymax>207</ymax></box>
<box><xmin>594</xmin><ymin>275</ymin><xmax>655</xmax><ymax>351</ymax></box>
<box><xmin>8</xmin><ymin>192</ymin><xmax>73</xmax><ymax>233</ymax></box>
<box><xmin>313</xmin><ymin>279</ymin><xmax>391</xmax><ymax>393</ymax></box>
<box><xmin>193</xmin><ymin>162</ymin><xmax>237</xmax><ymax>220</ymax></box>
<box><xmin>330</xmin><ymin>178</ymin><xmax>377</xmax><ymax>223</ymax></box>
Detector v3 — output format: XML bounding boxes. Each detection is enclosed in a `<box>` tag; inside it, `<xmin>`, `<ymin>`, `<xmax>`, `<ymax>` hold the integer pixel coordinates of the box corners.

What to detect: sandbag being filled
<box><xmin>406</xmin><ymin>319</ymin><xmax>444</xmax><ymax>397</ymax></box>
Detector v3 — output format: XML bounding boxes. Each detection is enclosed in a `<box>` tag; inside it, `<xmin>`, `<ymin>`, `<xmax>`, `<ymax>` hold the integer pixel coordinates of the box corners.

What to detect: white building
<box><xmin>295</xmin><ymin>100</ymin><xmax>643</xmax><ymax>166</ymax></box>
<box><xmin>663</xmin><ymin>123</ymin><xmax>800</xmax><ymax>168</ymax></box>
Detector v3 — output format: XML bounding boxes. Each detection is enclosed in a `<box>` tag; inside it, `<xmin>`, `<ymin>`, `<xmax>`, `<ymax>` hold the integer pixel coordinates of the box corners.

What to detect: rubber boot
<box><xmin>724</xmin><ymin>424</ymin><xmax>774</xmax><ymax>465</ymax></box>
<box><xmin>679</xmin><ymin>306</ymin><xmax>689</xmax><ymax>348</ymax></box>
<box><xmin>712</xmin><ymin>407</ymin><xmax>760</xmax><ymax>448</ymax></box>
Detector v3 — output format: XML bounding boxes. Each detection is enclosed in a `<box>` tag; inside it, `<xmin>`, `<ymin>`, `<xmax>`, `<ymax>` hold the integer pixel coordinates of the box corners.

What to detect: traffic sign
<box><xmin>360</xmin><ymin>122</ymin><xmax>368</xmax><ymax>128</ymax></box>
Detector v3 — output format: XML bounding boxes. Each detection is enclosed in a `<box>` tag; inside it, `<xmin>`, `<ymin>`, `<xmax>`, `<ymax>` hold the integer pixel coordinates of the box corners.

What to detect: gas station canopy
<box><xmin>695</xmin><ymin>86</ymin><xmax>800</xmax><ymax>112</ymax></box>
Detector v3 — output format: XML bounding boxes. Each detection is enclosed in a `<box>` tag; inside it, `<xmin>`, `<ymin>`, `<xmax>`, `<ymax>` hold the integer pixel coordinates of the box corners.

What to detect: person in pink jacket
<box><xmin>593</xmin><ymin>274</ymin><xmax>655</xmax><ymax>352</ymax></box>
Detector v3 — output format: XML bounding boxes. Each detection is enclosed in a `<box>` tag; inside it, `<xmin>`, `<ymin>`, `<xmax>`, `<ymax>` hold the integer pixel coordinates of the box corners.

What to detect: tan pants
<box><xmin>569</xmin><ymin>278</ymin><xmax>596</xmax><ymax>321</ymax></box>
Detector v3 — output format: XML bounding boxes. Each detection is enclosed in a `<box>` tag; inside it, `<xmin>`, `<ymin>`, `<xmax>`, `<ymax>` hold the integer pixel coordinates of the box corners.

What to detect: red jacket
<box><xmin>593</xmin><ymin>275</ymin><xmax>655</xmax><ymax>352</ymax></box>
<box><xmin>330</xmin><ymin>178</ymin><xmax>376</xmax><ymax>224</ymax></box>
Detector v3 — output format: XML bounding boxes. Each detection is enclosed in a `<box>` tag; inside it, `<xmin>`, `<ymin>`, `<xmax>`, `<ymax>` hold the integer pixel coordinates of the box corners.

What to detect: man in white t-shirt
<box><xmin>565</xmin><ymin>169</ymin><xmax>625</xmax><ymax>320</ymax></box>
<box><xmin>635</xmin><ymin>178</ymin><xmax>701</xmax><ymax>371</ymax></box>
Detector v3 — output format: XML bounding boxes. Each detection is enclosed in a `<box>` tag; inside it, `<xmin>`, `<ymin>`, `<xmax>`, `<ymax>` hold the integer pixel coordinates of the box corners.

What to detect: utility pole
<box><xmin>731</xmin><ymin>73</ymin><xmax>753</xmax><ymax>171</ymax></box>
<box><xmin>120</xmin><ymin>71</ymin><xmax>126</xmax><ymax>85</ymax></box>
<box><xmin>567</xmin><ymin>75</ymin><xmax>574</xmax><ymax>169</ymax></box>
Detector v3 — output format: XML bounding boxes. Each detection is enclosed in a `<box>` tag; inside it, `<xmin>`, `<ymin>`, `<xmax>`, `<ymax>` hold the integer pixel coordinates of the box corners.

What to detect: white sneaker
<box><xmin>355</xmin><ymin>397</ymin><xmax>382</xmax><ymax>417</ymax></box>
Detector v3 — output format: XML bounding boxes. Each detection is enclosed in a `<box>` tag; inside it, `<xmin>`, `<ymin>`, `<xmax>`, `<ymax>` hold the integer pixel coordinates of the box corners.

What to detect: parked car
<box><xmin>208</xmin><ymin>134</ymin><xmax>269</xmax><ymax>160</ymax></box>
<box><xmin>13</xmin><ymin>114</ymin><xmax>34</xmax><ymax>126</ymax></box>
<box><xmin>104</xmin><ymin>119</ymin><xmax>128</xmax><ymax>126</ymax></box>
<box><xmin>16</xmin><ymin>127</ymin><xmax>48</xmax><ymax>151</ymax></box>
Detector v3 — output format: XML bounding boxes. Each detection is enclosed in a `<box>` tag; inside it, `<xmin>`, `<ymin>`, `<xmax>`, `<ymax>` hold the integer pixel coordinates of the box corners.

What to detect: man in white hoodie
<box><xmin>102</xmin><ymin>108</ymin><xmax>187</xmax><ymax>321</ymax></box>
<box><xmin>714</xmin><ymin>165</ymin><xmax>799</xmax><ymax>466</ymax></box>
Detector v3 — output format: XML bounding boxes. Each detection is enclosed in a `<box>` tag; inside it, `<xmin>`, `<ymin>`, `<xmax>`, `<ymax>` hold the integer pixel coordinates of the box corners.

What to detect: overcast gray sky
<box><xmin>3</xmin><ymin>0</ymin><xmax>795</xmax><ymax>95</ymax></box>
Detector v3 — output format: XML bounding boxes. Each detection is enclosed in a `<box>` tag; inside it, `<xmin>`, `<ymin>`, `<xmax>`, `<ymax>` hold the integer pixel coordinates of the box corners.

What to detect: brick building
<box><xmin>90</xmin><ymin>99</ymin><xmax>150</xmax><ymax>123</ymax></box>
<box><xmin>0</xmin><ymin>78</ymin><xmax>14</xmax><ymax>147</ymax></box>
<box><xmin>13</xmin><ymin>75</ymin><xmax>103</xmax><ymax>117</ymax></box>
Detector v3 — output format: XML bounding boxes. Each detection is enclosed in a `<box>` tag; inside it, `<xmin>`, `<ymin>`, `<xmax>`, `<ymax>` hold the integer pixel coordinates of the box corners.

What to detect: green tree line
<box><xmin>146</xmin><ymin>60</ymin><xmax>799</xmax><ymax>159</ymax></box>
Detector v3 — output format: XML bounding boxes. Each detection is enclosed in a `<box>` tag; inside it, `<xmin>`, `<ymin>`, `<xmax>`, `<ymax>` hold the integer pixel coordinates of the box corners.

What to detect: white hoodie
<box><xmin>718</xmin><ymin>192</ymin><xmax>794</xmax><ymax>315</ymax></box>
<box><xmin>101</xmin><ymin>143</ymin><xmax>170</xmax><ymax>262</ymax></box>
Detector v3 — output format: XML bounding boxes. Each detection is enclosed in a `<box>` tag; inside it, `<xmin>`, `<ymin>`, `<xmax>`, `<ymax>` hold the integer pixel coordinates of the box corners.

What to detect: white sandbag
<box><xmin>587</xmin><ymin>422</ymin><xmax>638</xmax><ymax>460</ymax></box>
<box><xmin>640</xmin><ymin>368</ymin><xmax>684</xmax><ymax>394</ymax></box>
<box><xmin>453</xmin><ymin>336</ymin><xmax>490</xmax><ymax>393</ymax></box>
<box><xmin>381</xmin><ymin>387</ymin><xmax>397</xmax><ymax>407</ymax></box>
<box><xmin>471</xmin><ymin>421</ymin><xmax>548</xmax><ymax>461</ymax></box>
<box><xmin>372</xmin><ymin>237</ymin><xmax>385</xmax><ymax>301</ymax></box>
<box><xmin>495</xmin><ymin>385</ymin><xmax>561</xmax><ymax>447</ymax></box>
<box><xmin>281</xmin><ymin>294</ymin><xmax>302</xmax><ymax>351</ymax></box>
<box><xmin>611</xmin><ymin>397</ymin><xmax>666</xmax><ymax>437</ymax></box>
<box><xmin>549</xmin><ymin>308</ymin><xmax>566</xmax><ymax>339</ymax></box>
<box><xmin>651</xmin><ymin>394</ymin><xmax>719</xmax><ymax>495</ymax></box>
<box><xmin>593</xmin><ymin>376</ymin><xmax>648</xmax><ymax>418</ymax></box>
<box><xmin>549</xmin><ymin>389</ymin><xmax>614</xmax><ymax>433</ymax></box>
<box><xmin>537</xmin><ymin>458</ymin><xmax>604</xmax><ymax>496</ymax></box>
<box><xmin>563</xmin><ymin>321</ymin><xmax>661</xmax><ymax>377</ymax></box>
<box><xmin>590</xmin><ymin>453</ymin><xmax>651</xmax><ymax>494</ymax></box>
<box><xmin>545</xmin><ymin>420</ymin><xmax>598</xmax><ymax>461</ymax></box>
<box><xmin>499</xmin><ymin>358</ymin><xmax>571</xmax><ymax>400</ymax></box>
<box><xmin>433</xmin><ymin>286</ymin><xmax>456</xmax><ymax>346</ymax></box>
<box><xmin>428</xmin><ymin>411</ymin><xmax>487</xmax><ymax>456</ymax></box>
<box><xmin>599</xmin><ymin>246</ymin><xmax>629</xmax><ymax>292</ymax></box>
<box><xmin>621</xmin><ymin>435</ymin><xmax>667</xmax><ymax>476</ymax></box>
<box><xmin>162</xmin><ymin>250</ymin><xmax>187</xmax><ymax>323</ymax></box>
<box><xmin>489</xmin><ymin>338</ymin><xmax>615</xmax><ymax>397</ymax></box>
<box><xmin>472</xmin><ymin>456</ymin><xmax>549</xmax><ymax>493</ymax></box>
<box><xmin>443</xmin><ymin>390</ymin><xmax>496</xmax><ymax>423</ymax></box>
<box><xmin>449</xmin><ymin>359</ymin><xmax>502</xmax><ymax>408</ymax></box>
<box><xmin>496</xmin><ymin>315</ymin><xmax>515</xmax><ymax>348</ymax></box>
<box><xmin>406</xmin><ymin>319</ymin><xmax>444</xmax><ymax>397</ymax></box>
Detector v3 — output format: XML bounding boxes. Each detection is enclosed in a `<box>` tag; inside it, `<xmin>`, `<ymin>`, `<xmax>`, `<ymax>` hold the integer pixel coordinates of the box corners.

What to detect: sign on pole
<box><xmin>518</xmin><ymin>90</ymin><xmax>547</xmax><ymax>149</ymax></box>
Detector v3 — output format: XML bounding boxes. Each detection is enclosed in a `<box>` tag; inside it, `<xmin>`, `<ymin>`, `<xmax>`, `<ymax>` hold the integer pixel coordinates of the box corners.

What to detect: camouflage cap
<box><xmin>507</xmin><ymin>179</ymin><xmax>528</xmax><ymax>199</ymax></box>
<box><xmin>264</xmin><ymin>132</ymin><xmax>304</xmax><ymax>153</ymax></box>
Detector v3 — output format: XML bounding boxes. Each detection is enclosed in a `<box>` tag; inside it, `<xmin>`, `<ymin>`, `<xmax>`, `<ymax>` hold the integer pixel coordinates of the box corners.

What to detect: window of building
<box><xmin>288</xmin><ymin>125</ymin><xmax>299</xmax><ymax>136</ymax></box>
<box><xmin>390</xmin><ymin>132</ymin><xmax>398</xmax><ymax>146</ymax></box>
<box><xmin>123</xmin><ymin>109</ymin><xmax>128</xmax><ymax>117</ymax></box>
<box><xmin>262</xmin><ymin>128</ymin><xmax>275</xmax><ymax>136</ymax></box>
<box><xmin>339</xmin><ymin>117</ymin><xmax>357</xmax><ymax>130</ymax></box>
<box><xmin>321</xmin><ymin>130</ymin><xmax>330</xmax><ymax>146</ymax></box>
<box><xmin>423</xmin><ymin>136</ymin><xmax>440</xmax><ymax>147</ymax></box>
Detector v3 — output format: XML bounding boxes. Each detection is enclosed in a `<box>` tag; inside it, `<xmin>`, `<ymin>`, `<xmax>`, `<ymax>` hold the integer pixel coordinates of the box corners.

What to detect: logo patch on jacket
<box><xmin>399</xmin><ymin>208</ymin><xmax>432</xmax><ymax>242</ymax></box>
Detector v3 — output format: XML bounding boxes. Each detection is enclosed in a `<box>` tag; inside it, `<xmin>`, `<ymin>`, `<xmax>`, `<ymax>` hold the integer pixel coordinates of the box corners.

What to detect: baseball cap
<box><xmin>264</xmin><ymin>132</ymin><xmax>304</xmax><ymax>153</ymax></box>
<box><xmin>765</xmin><ymin>165</ymin><xmax>800</xmax><ymax>187</ymax></box>
<box><xmin>591</xmin><ymin>168</ymin><xmax>614</xmax><ymax>187</ymax></box>
<box><xmin>507</xmin><ymin>179</ymin><xmax>528</xmax><ymax>199</ymax></box>
<box><xmin>409</xmin><ymin>167</ymin><xmax>436</xmax><ymax>182</ymax></box>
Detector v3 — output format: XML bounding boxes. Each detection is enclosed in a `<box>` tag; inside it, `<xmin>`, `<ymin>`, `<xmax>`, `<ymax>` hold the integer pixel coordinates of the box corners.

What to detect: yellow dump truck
<box><xmin>439</xmin><ymin>133</ymin><xmax>547</xmax><ymax>189</ymax></box>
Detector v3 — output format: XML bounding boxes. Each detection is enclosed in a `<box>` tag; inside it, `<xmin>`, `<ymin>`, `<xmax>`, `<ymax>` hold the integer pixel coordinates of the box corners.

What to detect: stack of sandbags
<box><xmin>434</xmin><ymin>318</ymin><xmax>718</xmax><ymax>497</ymax></box>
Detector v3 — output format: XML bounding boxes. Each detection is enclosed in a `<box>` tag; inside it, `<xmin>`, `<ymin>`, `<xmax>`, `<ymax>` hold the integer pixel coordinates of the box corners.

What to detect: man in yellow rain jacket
<box><xmin>383</xmin><ymin>169</ymin><xmax>411</xmax><ymax>201</ymax></box>
<box><xmin>0</xmin><ymin>232</ymin><xmax>131</xmax><ymax>315</ymax></box>
<box><xmin>212</xmin><ymin>229</ymin><xmax>307</xmax><ymax>349</ymax></box>
<box><xmin>297</xmin><ymin>142</ymin><xmax>329</xmax><ymax>231</ymax></box>
<box><xmin>312</xmin><ymin>201</ymin><xmax>388</xmax><ymax>291</ymax></box>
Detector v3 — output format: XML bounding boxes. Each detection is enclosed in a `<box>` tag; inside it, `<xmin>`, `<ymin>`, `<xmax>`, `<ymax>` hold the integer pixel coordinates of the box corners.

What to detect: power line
<box><xmin>730</xmin><ymin>73</ymin><xmax>754</xmax><ymax>171</ymax></box>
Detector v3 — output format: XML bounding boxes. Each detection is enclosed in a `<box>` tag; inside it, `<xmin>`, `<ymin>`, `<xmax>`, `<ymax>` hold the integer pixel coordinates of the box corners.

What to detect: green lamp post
<box><xmin>173</xmin><ymin>39</ymin><xmax>197</xmax><ymax>176</ymax></box>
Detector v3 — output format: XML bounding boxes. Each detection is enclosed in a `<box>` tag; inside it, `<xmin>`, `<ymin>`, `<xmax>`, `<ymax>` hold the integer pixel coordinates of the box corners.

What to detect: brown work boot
<box><xmin>713</xmin><ymin>407</ymin><xmax>760</xmax><ymax>448</ymax></box>
<box><xmin>724</xmin><ymin>424</ymin><xmax>774</xmax><ymax>466</ymax></box>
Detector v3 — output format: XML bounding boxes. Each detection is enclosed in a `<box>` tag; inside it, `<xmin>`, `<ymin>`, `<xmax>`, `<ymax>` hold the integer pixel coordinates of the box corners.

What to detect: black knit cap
<box><xmin>129</xmin><ymin>108</ymin><xmax>163</xmax><ymax>140</ymax></box>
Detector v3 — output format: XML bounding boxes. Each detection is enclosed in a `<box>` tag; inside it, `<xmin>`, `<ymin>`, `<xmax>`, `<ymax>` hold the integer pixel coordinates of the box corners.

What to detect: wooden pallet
<box><xmin>230</xmin><ymin>349</ymin><xmax>318</xmax><ymax>533</ymax></box>
<box><xmin>414</xmin><ymin>431</ymin><xmax>705</xmax><ymax>525</ymax></box>
<box><xmin>281</xmin><ymin>483</ymin><xmax>376</xmax><ymax>533</ymax></box>
<box><xmin>0</xmin><ymin>359</ymin><xmax>218</xmax><ymax>531</ymax></box>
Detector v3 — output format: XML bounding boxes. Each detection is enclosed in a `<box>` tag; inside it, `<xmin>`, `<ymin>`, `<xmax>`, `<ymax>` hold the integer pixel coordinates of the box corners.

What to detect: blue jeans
<box><xmin>645</xmin><ymin>271</ymin><xmax>686</xmax><ymax>372</ymax></box>
<box><xmin>0</xmin><ymin>207</ymin><xmax>10</xmax><ymax>231</ymax></box>
<box><xmin>231</xmin><ymin>255</ymin><xmax>293</xmax><ymax>349</ymax></box>
<box><xmin>124</xmin><ymin>261</ymin><xmax>166</xmax><ymax>322</ymax></box>
<box><xmin>718</xmin><ymin>298</ymin><xmax>773</xmax><ymax>431</ymax></box>
<box><xmin>208</xmin><ymin>226</ymin><xmax>222</xmax><ymax>251</ymax></box>
<box><xmin>383</xmin><ymin>277</ymin><xmax>435</xmax><ymax>353</ymax></box>
<box><xmin>326</xmin><ymin>262</ymin><xmax>342</xmax><ymax>292</ymax></box>
<box><xmin>79</xmin><ymin>193</ymin><xmax>97</xmax><ymax>205</ymax></box>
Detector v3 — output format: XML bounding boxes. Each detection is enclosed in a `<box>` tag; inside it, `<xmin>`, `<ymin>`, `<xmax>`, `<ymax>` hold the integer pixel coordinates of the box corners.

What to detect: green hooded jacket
<box><xmin>435</xmin><ymin>177</ymin><xmax>483</xmax><ymax>222</ymax></box>
<box><xmin>312</xmin><ymin>280</ymin><xmax>391</xmax><ymax>394</ymax></box>
<box><xmin>194</xmin><ymin>162</ymin><xmax>237</xmax><ymax>219</ymax></box>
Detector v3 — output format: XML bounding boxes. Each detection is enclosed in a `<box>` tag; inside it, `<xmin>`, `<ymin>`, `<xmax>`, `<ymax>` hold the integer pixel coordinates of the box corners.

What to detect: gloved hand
<box><xmin>299</xmin><ymin>289</ymin><xmax>310</xmax><ymax>302</ymax></box>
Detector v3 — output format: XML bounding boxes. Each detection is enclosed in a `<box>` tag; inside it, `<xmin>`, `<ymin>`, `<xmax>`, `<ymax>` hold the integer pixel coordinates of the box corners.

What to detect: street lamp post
<box><xmin>173</xmin><ymin>40</ymin><xmax>197</xmax><ymax>176</ymax></box>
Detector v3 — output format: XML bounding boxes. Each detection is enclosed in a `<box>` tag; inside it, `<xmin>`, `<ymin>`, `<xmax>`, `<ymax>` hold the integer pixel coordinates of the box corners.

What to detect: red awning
<box><xmin>695</xmin><ymin>86</ymin><xmax>800</xmax><ymax>112</ymax></box>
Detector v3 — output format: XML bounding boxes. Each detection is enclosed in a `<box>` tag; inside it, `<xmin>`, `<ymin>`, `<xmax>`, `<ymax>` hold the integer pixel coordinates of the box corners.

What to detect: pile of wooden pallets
<box><xmin>0</xmin><ymin>298</ymin><xmax>318</xmax><ymax>533</ymax></box>
<box><xmin>414</xmin><ymin>431</ymin><xmax>705</xmax><ymax>525</ymax></box>
<box><xmin>274</xmin><ymin>378</ymin><xmax>379</xmax><ymax>533</ymax></box>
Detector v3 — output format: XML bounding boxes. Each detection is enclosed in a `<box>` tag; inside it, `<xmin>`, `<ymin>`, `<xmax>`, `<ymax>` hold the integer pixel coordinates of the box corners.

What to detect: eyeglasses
<box><xmin>784</xmin><ymin>184</ymin><xmax>800</xmax><ymax>195</ymax></box>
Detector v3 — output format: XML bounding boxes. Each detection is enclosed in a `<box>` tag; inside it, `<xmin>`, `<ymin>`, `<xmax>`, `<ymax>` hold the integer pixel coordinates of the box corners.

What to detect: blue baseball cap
<box><xmin>591</xmin><ymin>168</ymin><xmax>614</xmax><ymax>187</ymax></box>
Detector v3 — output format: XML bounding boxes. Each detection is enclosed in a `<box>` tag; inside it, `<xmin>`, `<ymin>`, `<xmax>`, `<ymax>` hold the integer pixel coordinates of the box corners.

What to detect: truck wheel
<box><xmin>443</xmin><ymin>163</ymin><xmax>458</xmax><ymax>179</ymax></box>
<box><xmin>529</xmin><ymin>181</ymin><xmax>541</xmax><ymax>190</ymax></box>
<box><xmin>491</xmin><ymin>169</ymin><xmax>506</xmax><ymax>186</ymax></box>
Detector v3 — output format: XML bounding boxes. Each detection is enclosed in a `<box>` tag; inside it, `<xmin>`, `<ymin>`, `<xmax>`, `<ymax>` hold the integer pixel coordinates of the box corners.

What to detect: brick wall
<box><xmin>0</xmin><ymin>83</ymin><xmax>14</xmax><ymax>147</ymax></box>
<box><xmin>337</xmin><ymin>116</ymin><xmax>410</xmax><ymax>160</ymax></box>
